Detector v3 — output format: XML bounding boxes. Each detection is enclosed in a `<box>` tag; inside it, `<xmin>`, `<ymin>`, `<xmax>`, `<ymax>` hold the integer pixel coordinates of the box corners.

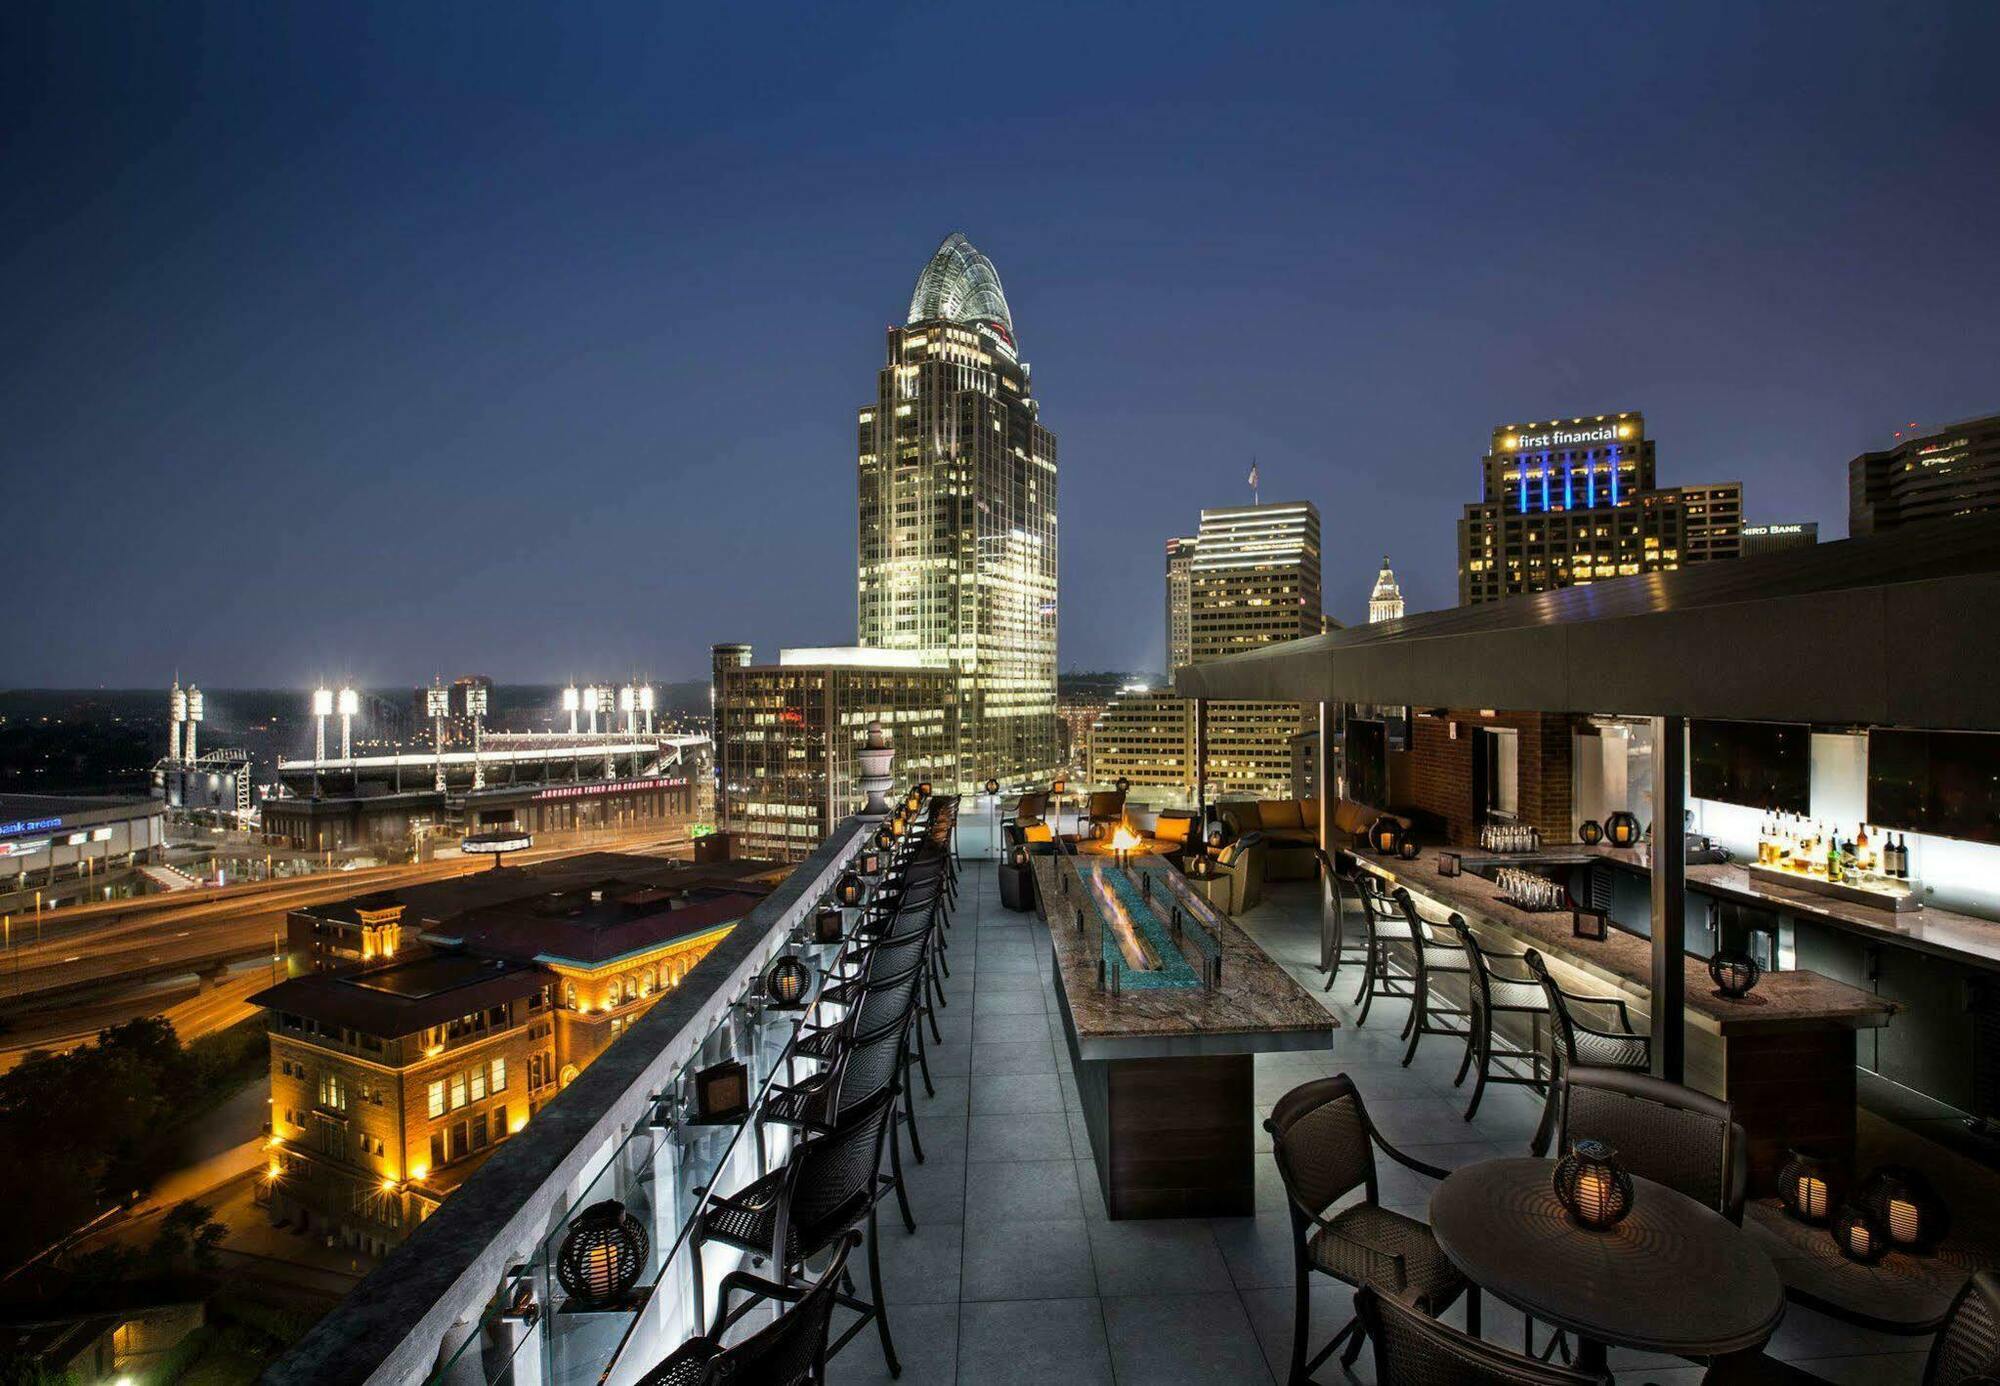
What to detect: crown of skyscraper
<box><xmin>907</xmin><ymin>232</ymin><xmax>1015</xmax><ymax>346</ymax></box>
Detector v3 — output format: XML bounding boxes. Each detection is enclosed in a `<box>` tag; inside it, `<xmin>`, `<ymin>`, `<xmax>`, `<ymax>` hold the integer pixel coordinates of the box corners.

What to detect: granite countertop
<box><xmin>1576</xmin><ymin>846</ymin><xmax>2000</xmax><ymax>973</ymax></box>
<box><xmin>1352</xmin><ymin>850</ymin><xmax>1894</xmax><ymax>1037</ymax></box>
<box><xmin>1032</xmin><ymin>854</ymin><xmax>1336</xmax><ymax>1059</ymax></box>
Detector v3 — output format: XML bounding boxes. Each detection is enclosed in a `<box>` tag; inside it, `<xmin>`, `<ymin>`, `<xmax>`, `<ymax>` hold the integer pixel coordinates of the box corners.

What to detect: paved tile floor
<box><xmin>825</xmin><ymin>862</ymin><xmax>1942</xmax><ymax>1385</ymax></box>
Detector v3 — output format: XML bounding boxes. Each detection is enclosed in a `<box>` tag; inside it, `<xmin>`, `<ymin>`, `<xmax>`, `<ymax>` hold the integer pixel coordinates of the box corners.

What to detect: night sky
<box><xmin>6</xmin><ymin>3</ymin><xmax>1997</xmax><ymax>689</ymax></box>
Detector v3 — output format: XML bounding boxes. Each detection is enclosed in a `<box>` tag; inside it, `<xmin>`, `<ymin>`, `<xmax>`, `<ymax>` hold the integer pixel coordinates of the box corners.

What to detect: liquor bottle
<box><xmin>1894</xmin><ymin>833</ymin><xmax>1910</xmax><ymax>879</ymax></box>
<box><xmin>1856</xmin><ymin>824</ymin><xmax>1873</xmax><ymax>875</ymax></box>
<box><xmin>1827</xmin><ymin>833</ymin><xmax>1844</xmax><ymax>882</ymax></box>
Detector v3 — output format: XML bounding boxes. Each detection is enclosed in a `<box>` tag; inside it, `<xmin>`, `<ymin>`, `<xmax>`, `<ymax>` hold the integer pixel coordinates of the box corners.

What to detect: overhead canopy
<box><xmin>1174</xmin><ymin>514</ymin><xmax>2000</xmax><ymax>730</ymax></box>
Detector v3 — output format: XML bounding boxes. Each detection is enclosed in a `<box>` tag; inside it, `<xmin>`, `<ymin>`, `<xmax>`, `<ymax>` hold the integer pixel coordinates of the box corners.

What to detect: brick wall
<box><xmin>1405</xmin><ymin>709</ymin><xmax>1577</xmax><ymax>846</ymax></box>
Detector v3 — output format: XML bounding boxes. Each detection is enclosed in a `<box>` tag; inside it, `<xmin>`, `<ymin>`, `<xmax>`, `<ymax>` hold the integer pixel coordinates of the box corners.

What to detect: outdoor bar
<box><xmin>1174</xmin><ymin>512</ymin><xmax>2000</xmax><ymax>1359</ymax></box>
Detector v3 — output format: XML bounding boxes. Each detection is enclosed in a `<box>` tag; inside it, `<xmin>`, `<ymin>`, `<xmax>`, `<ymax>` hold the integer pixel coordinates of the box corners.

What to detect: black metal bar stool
<box><xmin>1350</xmin><ymin>871</ymin><xmax>1417</xmax><ymax>1029</ymax></box>
<box><xmin>1314</xmin><ymin>849</ymin><xmax>1372</xmax><ymax>992</ymax></box>
<box><xmin>1448</xmin><ymin>915</ymin><xmax>1550</xmax><ymax>1123</ymax></box>
<box><xmin>1391</xmin><ymin>887</ymin><xmax>1475</xmax><ymax>1069</ymax></box>
<box><xmin>1522</xmin><ymin>947</ymin><xmax>1652</xmax><ymax>1157</ymax></box>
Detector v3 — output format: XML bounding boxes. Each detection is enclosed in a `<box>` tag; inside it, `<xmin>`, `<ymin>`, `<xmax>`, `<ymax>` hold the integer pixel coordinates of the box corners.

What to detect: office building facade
<box><xmin>1741</xmin><ymin>521</ymin><xmax>1819</xmax><ymax>557</ymax></box>
<box><xmin>1457</xmin><ymin>412</ymin><xmax>1743</xmax><ymax>604</ymax></box>
<box><xmin>712</xmin><ymin>645</ymin><xmax>957</xmax><ymax>861</ymax></box>
<box><xmin>1091</xmin><ymin>502</ymin><xmax>1321</xmax><ymax>804</ymax></box>
<box><xmin>856</xmin><ymin>233</ymin><xmax>1058</xmax><ymax>791</ymax></box>
<box><xmin>1165</xmin><ymin>535</ymin><xmax>1197</xmax><ymax>673</ymax></box>
<box><xmin>1849</xmin><ymin>413</ymin><xmax>2000</xmax><ymax>536</ymax></box>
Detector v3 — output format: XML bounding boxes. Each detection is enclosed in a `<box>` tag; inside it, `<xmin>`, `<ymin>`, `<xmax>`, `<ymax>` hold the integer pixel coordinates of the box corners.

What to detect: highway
<box><xmin>0</xmin><ymin>826</ymin><xmax>694</xmax><ymax>1032</ymax></box>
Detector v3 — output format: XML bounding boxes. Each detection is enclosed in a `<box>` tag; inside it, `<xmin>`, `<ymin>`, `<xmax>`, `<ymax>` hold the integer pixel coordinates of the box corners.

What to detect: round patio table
<box><xmin>1430</xmin><ymin>1157</ymin><xmax>1784</xmax><ymax>1373</ymax></box>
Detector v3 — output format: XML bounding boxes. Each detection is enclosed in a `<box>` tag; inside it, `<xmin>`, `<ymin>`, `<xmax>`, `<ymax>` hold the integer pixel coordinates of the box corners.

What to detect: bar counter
<box><xmin>1353</xmin><ymin>848</ymin><xmax>1893</xmax><ymax>1192</ymax></box>
<box><xmin>1032</xmin><ymin>854</ymin><xmax>1334</xmax><ymax>1218</ymax></box>
<box><xmin>1578</xmin><ymin>845</ymin><xmax>2000</xmax><ymax>974</ymax></box>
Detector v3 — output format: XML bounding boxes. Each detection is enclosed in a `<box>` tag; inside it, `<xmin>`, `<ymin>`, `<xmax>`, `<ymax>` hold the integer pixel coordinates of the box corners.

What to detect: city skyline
<box><xmin>7</xmin><ymin>4</ymin><xmax>1999</xmax><ymax>687</ymax></box>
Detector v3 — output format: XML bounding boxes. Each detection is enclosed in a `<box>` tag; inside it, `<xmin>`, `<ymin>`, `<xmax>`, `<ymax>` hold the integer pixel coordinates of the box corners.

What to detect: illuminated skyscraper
<box><xmin>1457</xmin><ymin>412</ymin><xmax>1742</xmax><ymax>604</ymax></box>
<box><xmin>856</xmin><ymin>233</ymin><xmax>1058</xmax><ymax>789</ymax></box>
<box><xmin>1368</xmin><ymin>555</ymin><xmax>1405</xmax><ymax>624</ymax></box>
<box><xmin>1165</xmin><ymin>535</ymin><xmax>1197</xmax><ymax>674</ymax></box>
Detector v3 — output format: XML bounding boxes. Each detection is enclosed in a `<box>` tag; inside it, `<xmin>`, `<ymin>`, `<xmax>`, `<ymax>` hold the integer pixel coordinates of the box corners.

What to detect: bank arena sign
<box><xmin>1498</xmin><ymin>419</ymin><xmax>1638</xmax><ymax>452</ymax></box>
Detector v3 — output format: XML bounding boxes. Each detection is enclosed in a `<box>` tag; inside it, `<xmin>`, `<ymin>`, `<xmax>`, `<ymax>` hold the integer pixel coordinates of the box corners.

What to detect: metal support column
<box><xmin>1193</xmin><ymin>698</ymin><xmax>1208</xmax><ymax>842</ymax></box>
<box><xmin>1650</xmin><ymin>714</ymin><xmax>1687</xmax><ymax>1084</ymax></box>
<box><xmin>1316</xmin><ymin>701</ymin><xmax>1333</xmax><ymax>851</ymax></box>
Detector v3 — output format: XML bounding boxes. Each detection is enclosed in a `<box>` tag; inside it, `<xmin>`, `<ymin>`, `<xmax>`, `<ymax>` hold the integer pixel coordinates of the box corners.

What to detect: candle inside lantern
<box><xmin>1800</xmin><ymin>1175</ymin><xmax>1829</xmax><ymax>1221</ymax></box>
<box><xmin>586</xmin><ymin>1241</ymin><xmax>617</xmax><ymax>1294</ymax></box>
<box><xmin>1842</xmin><ymin>1220</ymin><xmax>1873</xmax><ymax>1259</ymax></box>
<box><xmin>1888</xmin><ymin>1197</ymin><xmax>1920</xmax><ymax>1245</ymax></box>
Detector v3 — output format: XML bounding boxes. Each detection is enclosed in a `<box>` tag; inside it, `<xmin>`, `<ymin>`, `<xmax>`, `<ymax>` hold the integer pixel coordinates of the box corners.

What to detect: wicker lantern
<box><xmin>1605</xmin><ymin>811</ymin><xmax>1642</xmax><ymax>848</ymax></box>
<box><xmin>1553</xmin><ymin>1139</ymin><xmax>1634</xmax><ymax>1230</ymax></box>
<box><xmin>763</xmin><ymin>953</ymin><xmax>813</xmax><ymax>1009</ymax></box>
<box><xmin>984</xmin><ymin>777</ymin><xmax>1000</xmax><ymax>795</ymax></box>
<box><xmin>1578</xmin><ymin>819</ymin><xmax>1605</xmax><ymax>846</ymax></box>
<box><xmin>1051</xmin><ymin>775</ymin><xmax>1068</xmax><ymax>796</ymax></box>
<box><xmin>1778</xmin><ymin>1148</ymin><xmax>1839</xmax><ymax>1225</ymax></box>
<box><xmin>859</xmin><ymin>845</ymin><xmax>883</xmax><ymax>876</ymax></box>
<box><xmin>836</xmin><ymin>870</ymin><xmax>863</xmax><ymax>908</ymax></box>
<box><xmin>905</xmin><ymin>790</ymin><xmax>921</xmax><ymax>813</ymax></box>
<box><xmin>1009</xmin><ymin>843</ymin><xmax>1030</xmax><ymax>869</ymax></box>
<box><xmin>1368</xmin><ymin>816</ymin><xmax>1403</xmax><ymax>855</ymax></box>
<box><xmin>873</xmin><ymin>822</ymin><xmax>894</xmax><ymax>850</ymax></box>
<box><xmin>1855</xmin><ymin>1165</ymin><xmax>1949</xmax><ymax>1253</ymax></box>
<box><xmin>917</xmin><ymin>780</ymin><xmax>933</xmax><ymax>797</ymax></box>
<box><xmin>1833</xmin><ymin>1203</ymin><xmax>1888</xmax><ymax>1264</ymax></box>
<box><xmin>1707</xmin><ymin>950</ymin><xmax>1763</xmax><ymax>999</ymax></box>
<box><xmin>1397</xmin><ymin>838</ymin><xmax>1421</xmax><ymax>861</ymax></box>
<box><xmin>1115</xmin><ymin>775</ymin><xmax>1131</xmax><ymax>794</ymax></box>
<box><xmin>555</xmin><ymin>1199</ymin><xmax>649</xmax><ymax>1307</ymax></box>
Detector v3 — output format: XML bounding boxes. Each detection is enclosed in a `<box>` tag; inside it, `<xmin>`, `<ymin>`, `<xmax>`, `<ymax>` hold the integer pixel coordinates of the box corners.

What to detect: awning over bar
<box><xmin>1173</xmin><ymin>513</ymin><xmax>2000</xmax><ymax>730</ymax></box>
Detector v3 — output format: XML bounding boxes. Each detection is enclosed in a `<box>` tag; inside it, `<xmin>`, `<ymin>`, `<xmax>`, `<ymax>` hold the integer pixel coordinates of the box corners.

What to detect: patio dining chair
<box><xmin>687</xmin><ymin>1088</ymin><xmax>909</xmax><ymax>1380</ymax></box>
<box><xmin>1355</xmin><ymin>1283</ymin><xmax>1610</xmax><ymax>1386</ymax></box>
<box><xmin>1266</xmin><ymin>1074</ymin><xmax>1479</xmax><ymax>1383</ymax></box>
<box><xmin>1351</xmin><ymin>870</ymin><xmax>1418</xmax><ymax>1028</ymax></box>
<box><xmin>1701</xmin><ymin>1270</ymin><xmax>2000</xmax><ymax>1385</ymax></box>
<box><xmin>637</xmin><ymin>1231</ymin><xmax>860</xmax><ymax>1386</ymax></box>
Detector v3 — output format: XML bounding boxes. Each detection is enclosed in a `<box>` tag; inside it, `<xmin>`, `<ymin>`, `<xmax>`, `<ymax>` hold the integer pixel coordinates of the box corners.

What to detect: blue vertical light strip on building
<box><xmin>1610</xmin><ymin>447</ymin><xmax>1620</xmax><ymax>505</ymax></box>
<box><xmin>1564</xmin><ymin>463</ymin><xmax>1574</xmax><ymax>510</ymax></box>
<box><xmin>1519</xmin><ymin>464</ymin><xmax>1529</xmax><ymax>513</ymax></box>
<box><xmin>1541</xmin><ymin>459</ymin><xmax>1551</xmax><ymax>511</ymax></box>
<box><xmin>1587</xmin><ymin>463</ymin><xmax>1596</xmax><ymax>507</ymax></box>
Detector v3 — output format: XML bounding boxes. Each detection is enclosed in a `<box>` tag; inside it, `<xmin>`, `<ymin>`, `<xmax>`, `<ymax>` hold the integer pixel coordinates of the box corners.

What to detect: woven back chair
<box><xmin>1927</xmin><ymin>1270</ymin><xmax>2000</xmax><ymax>1386</ymax></box>
<box><xmin>1558</xmin><ymin>1067</ymin><xmax>1747</xmax><ymax>1223</ymax></box>
<box><xmin>1356</xmin><ymin>1285</ymin><xmax>1608</xmax><ymax>1386</ymax></box>
<box><xmin>638</xmin><ymin>1232</ymin><xmax>860</xmax><ymax>1386</ymax></box>
<box><xmin>1521</xmin><ymin>948</ymin><xmax>1651</xmax><ymax>1157</ymax></box>
<box><xmin>1266</xmin><ymin>1075</ymin><xmax>1476</xmax><ymax>1382</ymax></box>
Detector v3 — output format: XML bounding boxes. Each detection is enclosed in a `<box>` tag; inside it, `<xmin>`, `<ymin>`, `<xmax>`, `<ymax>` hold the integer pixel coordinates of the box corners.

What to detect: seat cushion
<box><xmin>1260</xmin><ymin>799</ymin><xmax>1303</xmax><ymax>830</ymax></box>
<box><xmin>1310</xmin><ymin>1204</ymin><xmax>1465</xmax><ymax>1308</ymax></box>
<box><xmin>1332</xmin><ymin>799</ymin><xmax>1374</xmax><ymax>835</ymax></box>
<box><xmin>1219</xmin><ymin>801</ymin><xmax>1263</xmax><ymax>835</ymax></box>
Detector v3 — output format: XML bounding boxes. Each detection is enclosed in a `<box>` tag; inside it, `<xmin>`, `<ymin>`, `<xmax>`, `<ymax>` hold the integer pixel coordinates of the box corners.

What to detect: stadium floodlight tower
<box><xmin>312</xmin><ymin>687</ymin><xmax>334</xmax><ymax>797</ymax></box>
<box><xmin>336</xmin><ymin>687</ymin><xmax>358</xmax><ymax>762</ymax></box>
<box><xmin>465</xmin><ymin>683</ymin><xmax>490</xmax><ymax>790</ymax></box>
<box><xmin>427</xmin><ymin>684</ymin><xmax>450</xmax><ymax>791</ymax></box>
<box><xmin>582</xmin><ymin>685</ymin><xmax>601</xmax><ymax>735</ymax></box>
<box><xmin>169</xmin><ymin>681</ymin><xmax>188</xmax><ymax>767</ymax></box>
<box><xmin>639</xmin><ymin>683</ymin><xmax>655</xmax><ymax>735</ymax></box>
<box><xmin>562</xmin><ymin>684</ymin><xmax>580</xmax><ymax>734</ymax></box>
<box><xmin>619</xmin><ymin>684</ymin><xmax>637</xmax><ymax>737</ymax></box>
<box><xmin>185</xmin><ymin>684</ymin><xmax>203</xmax><ymax>762</ymax></box>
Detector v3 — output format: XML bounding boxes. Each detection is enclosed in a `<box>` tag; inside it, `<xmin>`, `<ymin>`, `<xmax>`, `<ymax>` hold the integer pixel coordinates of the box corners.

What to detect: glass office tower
<box><xmin>856</xmin><ymin>233</ymin><xmax>1059</xmax><ymax>791</ymax></box>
